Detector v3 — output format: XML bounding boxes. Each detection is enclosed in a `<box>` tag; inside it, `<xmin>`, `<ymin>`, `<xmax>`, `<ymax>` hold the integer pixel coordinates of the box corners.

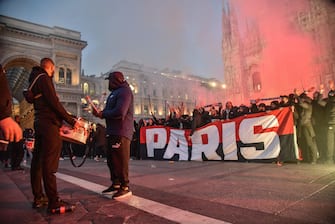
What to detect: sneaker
<box><xmin>112</xmin><ymin>187</ymin><xmax>132</xmax><ymax>199</ymax></box>
<box><xmin>59</xmin><ymin>157</ymin><xmax>64</xmax><ymax>161</ymax></box>
<box><xmin>102</xmin><ymin>185</ymin><xmax>120</xmax><ymax>194</ymax></box>
<box><xmin>32</xmin><ymin>196</ymin><xmax>49</xmax><ymax>208</ymax></box>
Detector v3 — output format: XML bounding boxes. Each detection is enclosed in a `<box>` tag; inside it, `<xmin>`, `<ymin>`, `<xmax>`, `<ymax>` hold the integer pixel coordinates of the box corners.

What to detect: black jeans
<box><xmin>300</xmin><ymin>123</ymin><xmax>318</xmax><ymax>163</ymax></box>
<box><xmin>31</xmin><ymin>121</ymin><xmax>62</xmax><ymax>206</ymax></box>
<box><xmin>106</xmin><ymin>135</ymin><xmax>130</xmax><ymax>188</ymax></box>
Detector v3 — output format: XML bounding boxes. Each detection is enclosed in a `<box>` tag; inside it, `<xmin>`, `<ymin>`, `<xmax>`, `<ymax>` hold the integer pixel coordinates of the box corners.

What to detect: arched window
<box><xmin>83</xmin><ymin>82</ymin><xmax>89</xmax><ymax>95</ymax></box>
<box><xmin>252</xmin><ymin>72</ymin><xmax>262</xmax><ymax>92</ymax></box>
<box><xmin>66</xmin><ymin>69</ymin><xmax>72</xmax><ymax>85</ymax></box>
<box><xmin>59</xmin><ymin>68</ymin><xmax>65</xmax><ymax>84</ymax></box>
<box><xmin>143</xmin><ymin>105</ymin><xmax>149</xmax><ymax>115</ymax></box>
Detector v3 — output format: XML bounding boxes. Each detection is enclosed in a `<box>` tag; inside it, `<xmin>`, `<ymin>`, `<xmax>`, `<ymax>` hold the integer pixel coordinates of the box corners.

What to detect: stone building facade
<box><xmin>1</xmin><ymin>15</ymin><xmax>226</xmax><ymax>128</ymax></box>
<box><xmin>222</xmin><ymin>0</ymin><xmax>335</xmax><ymax>104</ymax></box>
<box><xmin>222</xmin><ymin>2</ymin><xmax>264</xmax><ymax>104</ymax></box>
<box><xmin>0</xmin><ymin>15</ymin><xmax>87</xmax><ymax>129</ymax></box>
<box><xmin>83</xmin><ymin>60</ymin><xmax>226</xmax><ymax>121</ymax></box>
<box><xmin>295</xmin><ymin>0</ymin><xmax>335</xmax><ymax>84</ymax></box>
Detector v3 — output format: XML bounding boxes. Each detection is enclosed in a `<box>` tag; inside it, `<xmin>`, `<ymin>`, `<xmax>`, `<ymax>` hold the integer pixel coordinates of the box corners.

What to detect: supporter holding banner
<box><xmin>140</xmin><ymin>107</ymin><xmax>298</xmax><ymax>162</ymax></box>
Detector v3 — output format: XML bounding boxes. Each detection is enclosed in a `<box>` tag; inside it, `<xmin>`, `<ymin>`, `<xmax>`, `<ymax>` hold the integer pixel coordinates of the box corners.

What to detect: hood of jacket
<box><xmin>109</xmin><ymin>79</ymin><xmax>130</xmax><ymax>91</ymax></box>
<box><xmin>29</xmin><ymin>66</ymin><xmax>47</xmax><ymax>82</ymax></box>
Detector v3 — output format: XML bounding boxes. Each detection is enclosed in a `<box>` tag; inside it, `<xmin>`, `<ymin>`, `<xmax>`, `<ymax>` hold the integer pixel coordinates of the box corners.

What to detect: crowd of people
<box><xmin>131</xmin><ymin>81</ymin><xmax>335</xmax><ymax>166</ymax></box>
<box><xmin>1</xmin><ymin>57</ymin><xmax>334</xmax><ymax>216</ymax></box>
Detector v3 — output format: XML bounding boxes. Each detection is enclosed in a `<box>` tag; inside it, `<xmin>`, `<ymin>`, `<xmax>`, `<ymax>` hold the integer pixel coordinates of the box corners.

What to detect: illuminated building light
<box><xmin>134</xmin><ymin>106</ymin><xmax>141</xmax><ymax>115</ymax></box>
<box><xmin>210</xmin><ymin>81</ymin><xmax>217</xmax><ymax>87</ymax></box>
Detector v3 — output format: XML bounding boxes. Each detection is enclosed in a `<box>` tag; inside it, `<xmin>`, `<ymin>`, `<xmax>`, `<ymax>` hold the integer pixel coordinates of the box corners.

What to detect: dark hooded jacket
<box><xmin>102</xmin><ymin>80</ymin><xmax>134</xmax><ymax>140</ymax></box>
<box><xmin>318</xmin><ymin>90</ymin><xmax>335</xmax><ymax>125</ymax></box>
<box><xmin>28</xmin><ymin>66</ymin><xmax>75</xmax><ymax>127</ymax></box>
<box><xmin>297</xmin><ymin>93</ymin><xmax>313</xmax><ymax>126</ymax></box>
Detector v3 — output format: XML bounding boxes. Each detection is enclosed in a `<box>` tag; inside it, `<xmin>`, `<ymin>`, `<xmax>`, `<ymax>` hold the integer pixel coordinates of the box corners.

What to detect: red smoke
<box><xmin>231</xmin><ymin>0</ymin><xmax>318</xmax><ymax>100</ymax></box>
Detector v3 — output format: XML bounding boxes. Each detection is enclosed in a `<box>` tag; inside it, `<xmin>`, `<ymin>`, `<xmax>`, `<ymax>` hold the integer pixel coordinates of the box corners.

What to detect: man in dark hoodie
<box><xmin>28</xmin><ymin>58</ymin><xmax>80</xmax><ymax>213</ymax></box>
<box><xmin>92</xmin><ymin>71</ymin><xmax>134</xmax><ymax>199</ymax></box>
<box><xmin>295</xmin><ymin>90</ymin><xmax>318</xmax><ymax>164</ymax></box>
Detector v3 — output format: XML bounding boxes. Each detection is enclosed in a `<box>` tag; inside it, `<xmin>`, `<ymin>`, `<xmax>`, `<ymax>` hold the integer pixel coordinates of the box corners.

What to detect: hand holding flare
<box><xmin>85</xmin><ymin>95</ymin><xmax>103</xmax><ymax>118</ymax></box>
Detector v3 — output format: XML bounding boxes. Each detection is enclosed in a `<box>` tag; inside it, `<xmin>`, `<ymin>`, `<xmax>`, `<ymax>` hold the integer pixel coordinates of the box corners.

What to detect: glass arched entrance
<box><xmin>3</xmin><ymin>57</ymin><xmax>39</xmax><ymax>129</ymax></box>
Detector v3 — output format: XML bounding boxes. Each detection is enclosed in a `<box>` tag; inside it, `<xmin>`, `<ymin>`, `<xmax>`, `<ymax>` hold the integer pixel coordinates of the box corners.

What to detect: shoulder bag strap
<box><xmin>28</xmin><ymin>73</ymin><xmax>46</xmax><ymax>90</ymax></box>
<box><xmin>28</xmin><ymin>73</ymin><xmax>46</xmax><ymax>99</ymax></box>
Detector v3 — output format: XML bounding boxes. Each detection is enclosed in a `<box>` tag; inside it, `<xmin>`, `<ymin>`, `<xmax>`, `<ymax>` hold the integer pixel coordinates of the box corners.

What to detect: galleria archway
<box><xmin>0</xmin><ymin>15</ymin><xmax>87</xmax><ymax>129</ymax></box>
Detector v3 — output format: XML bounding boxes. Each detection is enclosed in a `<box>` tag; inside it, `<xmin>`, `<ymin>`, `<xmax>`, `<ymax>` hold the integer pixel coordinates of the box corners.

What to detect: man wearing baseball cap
<box><xmin>93</xmin><ymin>71</ymin><xmax>134</xmax><ymax>199</ymax></box>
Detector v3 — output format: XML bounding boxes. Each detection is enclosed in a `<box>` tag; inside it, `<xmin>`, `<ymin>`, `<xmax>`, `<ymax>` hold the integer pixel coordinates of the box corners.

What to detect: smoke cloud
<box><xmin>231</xmin><ymin>0</ymin><xmax>318</xmax><ymax>100</ymax></box>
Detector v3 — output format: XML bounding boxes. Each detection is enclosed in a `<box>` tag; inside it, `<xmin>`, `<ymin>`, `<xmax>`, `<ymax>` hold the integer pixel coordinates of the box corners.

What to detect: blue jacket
<box><xmin>102</xmin><ymin>81</ymin><xmax>134</xmax><ymax>140</ymax></box>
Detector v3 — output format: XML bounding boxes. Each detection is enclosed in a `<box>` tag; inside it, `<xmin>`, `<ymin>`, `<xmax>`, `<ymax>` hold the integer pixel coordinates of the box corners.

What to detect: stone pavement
<box><xmin>1</xmin><ymin>158</ymin><xmax>335</xmax><ymax>224</ymax></box>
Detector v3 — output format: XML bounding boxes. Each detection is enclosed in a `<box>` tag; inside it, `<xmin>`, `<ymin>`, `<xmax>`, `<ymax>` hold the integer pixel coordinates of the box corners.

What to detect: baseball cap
<box><xmin>105</xmin><ymin>71</ymin><xmax>125</xmax><ymax>81</ymax></box>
